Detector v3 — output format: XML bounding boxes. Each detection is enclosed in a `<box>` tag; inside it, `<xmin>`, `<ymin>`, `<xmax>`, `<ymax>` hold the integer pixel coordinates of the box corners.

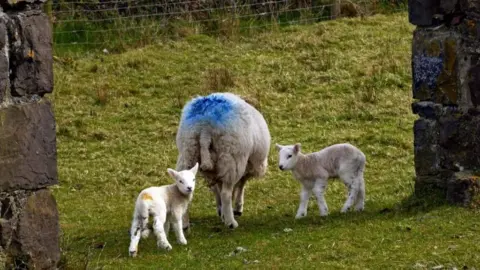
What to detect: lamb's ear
<box><xmin>293</xmin><ymin>143</ymin><xmax>301</xmax><ymax>154</ymax></box>
<box><xmin>190</xmin><ymin>162</ymin><xmax>199</xmax><ymax>175</ymax></box>
<box><xmin>275</xmin><ymin>143</ymin><xmax>283</xmax><ymax>151</ymax></box>
<box><xmin>167</xmin><ymin>168</ymin><xmax>178</xmax><ymax>179</ymax></box>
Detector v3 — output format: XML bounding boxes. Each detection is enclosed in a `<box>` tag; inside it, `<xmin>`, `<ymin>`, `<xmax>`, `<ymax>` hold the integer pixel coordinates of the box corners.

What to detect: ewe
<box><xmin>128</xmin><ymin>163</ymin><xmax>198</xmax><ymax>257</ymax></box>
<box><xmin>276</xmin><ymin>143</ymin><xmax>366</xmax><ymax>218</ymax></box>
<box><xmin>175</xmin><ymin>92</ymin><xmax>270</xmax><ymax>229</ymax></box>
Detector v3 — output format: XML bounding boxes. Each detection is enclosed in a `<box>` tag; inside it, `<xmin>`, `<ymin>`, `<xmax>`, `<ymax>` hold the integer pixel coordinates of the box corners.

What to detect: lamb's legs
<box><xmin>220</xmin><ymin>182</ymin><xmax>238</xmax><ymax>228</ymax></box>
<box><xmin>172</xmin><ymin>211</ymin><xmax>187</xmax><ymax>245</ymax></box>
<box><xmin>140</xmin><ymin>216</ymin><xmax>150</xmax><ymax>239</ymax></box>
<box><xmin>313</xmin><ymin>179</ymin><xmax>329</xmax><ymax>216</ymax></box>
<box><xmin>341</xmin><ymin>179</ymin><xmax>360</xmax><ymax>213</ymax></box>
<box><xmin>128</xmin><ymin>216</ymin><xmax>142</xmax><ymax>257</ymax></box>
<box><xmin>296</xmin><ymin>185</ymin><xmax>312</xmax><ymax>219</ymax></box>
<box><xmin>233</xmin><ymin>176</ymin><xmax>248</xmax><ymax>216</ymax></box>
<box><xmin>152</xmin><ymin>214</ymin><xmax>171</xmax><ymax>251</ymax></box>
<box><xmin>164</xmin><ymin>219</ymin><xmax>170</xmax><ymax>235</ymax></box>
<box><xmin>354</xmin><ymin>178</ymin><xmax>365</xmax><ymax>211</ymax></box>
<box><xmin>182</xmin><ymin>210</ymin><xmax>190</xmax><ymax>232</ymax></box>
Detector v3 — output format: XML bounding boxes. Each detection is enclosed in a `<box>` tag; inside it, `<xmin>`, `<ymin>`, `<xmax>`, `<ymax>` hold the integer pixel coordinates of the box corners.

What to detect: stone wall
<box><xmin>0</xmin><ymin>0</ymin><xmax>60</xmax><ymax>269</ymax></box>
<box><xmin>409</xmin><ymin>0</ymin><xmax>480</xmax><ymax>206</ymax></box>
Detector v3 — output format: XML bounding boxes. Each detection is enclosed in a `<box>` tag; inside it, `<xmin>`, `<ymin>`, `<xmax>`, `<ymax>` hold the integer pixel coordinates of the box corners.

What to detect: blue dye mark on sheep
<box><xmin>182</xmin><ymin>94</ymin><xmax>236</xmax><ymax>128</ymax></box>
<box><xmin>413</xmin><ymin>54</ymin><xmax>443</xmax><ymax>91</ymax></box>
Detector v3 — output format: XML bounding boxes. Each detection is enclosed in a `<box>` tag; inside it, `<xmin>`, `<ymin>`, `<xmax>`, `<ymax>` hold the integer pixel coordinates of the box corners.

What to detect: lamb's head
<box><xmin>167</xmin><ymin>163</ymin><xmax>199</xmax><ymax>195</ymax></box>
<box><xmin>275</xmin><ymin>143</ymin><xmax>301</xmax><ymax>171</ymax></box>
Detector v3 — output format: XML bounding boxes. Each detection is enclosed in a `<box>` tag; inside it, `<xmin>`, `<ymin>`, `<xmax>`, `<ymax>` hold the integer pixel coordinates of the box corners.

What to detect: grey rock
<box><xmin>408</xmin><ymin>0</ymin><xmax>441</xmax><ymax>26</ymax></box>
<box><xmin>0</xmin><ymin>100</ymin><xmax>57</xmax><ymax>191</ymax></box>
<box><xmin>446</xmin><ymin>171</ymin><xmax>480</xmax><ymax>206</ymax></box>
<box><xmin>412</xmin><ymin>27</ymin><xmax>460</xmax><ymax>104</ymax></box>
<box><xmin>0</xmin><ymin>189</ymin><xmax>60</xmax><ymax>269</ymax></box>
<box><xmin>8</xmin><ymin>10</ymin><xmax>53</xmax><ymax>97</ymax></box>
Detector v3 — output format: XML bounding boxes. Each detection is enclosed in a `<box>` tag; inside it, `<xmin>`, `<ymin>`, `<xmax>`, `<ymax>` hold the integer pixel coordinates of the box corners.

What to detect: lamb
<box><xmin>275</xmin><ymin>143</ymin><xmax>366</xmax><ymax>218</ymax></box>
<box><xmin>175</xmin><ymin>92</ymin><xmax>270</xmax><ymax>229</ymax></box>
<box><xmin>128</xmin><ymin>163</ymin><xmax>198</xmax><ymax>257</ymax></box>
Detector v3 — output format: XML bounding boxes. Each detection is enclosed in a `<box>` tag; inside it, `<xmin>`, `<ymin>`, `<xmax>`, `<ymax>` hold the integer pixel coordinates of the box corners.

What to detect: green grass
<box><xmin>52</xmin><ymin>12</ymin><xmax>480</xmax><ymax>269</ymax></box>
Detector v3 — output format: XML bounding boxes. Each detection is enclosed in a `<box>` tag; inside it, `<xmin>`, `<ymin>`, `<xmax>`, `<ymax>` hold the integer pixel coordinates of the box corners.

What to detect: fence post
<box><xmin>332</xmin><ymin>0</ymin><xmax>341</xmax><ymax>19</ymax></box>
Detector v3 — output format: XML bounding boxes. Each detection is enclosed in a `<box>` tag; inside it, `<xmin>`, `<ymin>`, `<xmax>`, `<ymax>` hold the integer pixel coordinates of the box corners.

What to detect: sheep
<box><xmin>128</xmin><ymin>163</ymin><xmax>199</xmax><ymax>257</ymax></box>
<box><xmin>275</xmin><ymin>143</ymin><xmax>366</xmax><ymax>218</ymax></box>
<box><xmin>175</xmin><ymin>92</ymin><xmax>271</xmax><ymax>229</ymax></box>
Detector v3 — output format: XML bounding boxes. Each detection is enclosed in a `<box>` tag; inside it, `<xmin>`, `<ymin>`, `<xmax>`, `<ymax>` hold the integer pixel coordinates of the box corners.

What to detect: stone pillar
<box><xmin>0</xmin><ymin>0</ymin><xmax>60</xmax><ymax>269</ymax></box>
<box><xmin>409</xmin><ymin>0</ymin><xmax>480</xmax><ymax>206</ymax></box>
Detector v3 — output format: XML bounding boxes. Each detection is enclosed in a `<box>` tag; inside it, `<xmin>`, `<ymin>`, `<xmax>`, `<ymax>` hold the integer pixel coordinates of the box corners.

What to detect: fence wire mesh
<box><xmin>50</xmin><ymin>0</ymin><xmax>407</xmax><ymax>52</ymax></box>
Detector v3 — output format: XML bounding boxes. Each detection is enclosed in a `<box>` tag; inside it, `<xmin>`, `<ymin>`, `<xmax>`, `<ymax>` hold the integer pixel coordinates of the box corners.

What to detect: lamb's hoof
<box><xmin>234</xmin><ymin>211</ymin><xmax>242</xmax><ymax>217</ymax></box>
<box><xmin>226</xmin><ymin>220</ymin><xmax>239</xmax><ymax>229</ymax></box>
<box><xmin>129</xmin><ymin>250</ymin><xmax>137</xmax><ymax>257</ymax></box>
<box><xmin>354</xmin><ymin>205</ymin><xmax>365</xmax><ymax>212</ymax></box>
<box><xmin>295</xmin><ymin>213</ymin><xmax>306</xmax><ymax>219</ymax></box>
<box><xmin>178</xmin><ymin>239</ymin><xmax>187</xmax><ymax>245</ymax></box>
<box><xmin>158</xmin><ymin>243</ymin><xmax>172</xmax><ymax>251</ymax></box>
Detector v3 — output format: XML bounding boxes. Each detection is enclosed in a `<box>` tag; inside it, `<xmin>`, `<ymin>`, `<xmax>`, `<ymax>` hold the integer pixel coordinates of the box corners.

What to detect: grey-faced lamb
<box><xmin>175</xmin><ymin>92</ymin><xmax>271</xmax><ymax>229</ymax></box>
<box><xmin>128</xmin><ymin>163</ymin><xmax>198</xmax><ymax>257</ymax></box>
<box><xmin>275</xmin><ymin>143</ymin><xmax>366</xmax><ymax>218</ymax></box>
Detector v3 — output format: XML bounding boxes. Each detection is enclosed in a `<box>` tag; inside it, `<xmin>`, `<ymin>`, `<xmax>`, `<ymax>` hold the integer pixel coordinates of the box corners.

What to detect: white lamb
<box><xmin>128</xmin><ymin>163</ymin><xmax>198</xmax><ymax>257</ymax></box>
<box><xmin>175</xmin><ymin>92</ymin><xmax>270</xmax><ymax>229</ymax></box>
<box><xmin>275</xmin><ymin>143</ymin><xmax>366</xmax><ymax>218</ymax></box>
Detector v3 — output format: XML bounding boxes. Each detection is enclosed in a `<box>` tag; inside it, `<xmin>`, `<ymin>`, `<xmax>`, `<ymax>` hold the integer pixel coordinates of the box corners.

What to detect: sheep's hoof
<box><xmin>129</xmin><ymin>250</ymin><xmax>137</xmax><ymax>257</ymax></box>
<box><xmin>217</xmin><ymin>209</ymin><xmax>222</xmax><ymax>217</ymax></box>
<box><xmin>233</xmin><ymin>211</ymin><xmax>242</xmax><ymax>217</ymax></box>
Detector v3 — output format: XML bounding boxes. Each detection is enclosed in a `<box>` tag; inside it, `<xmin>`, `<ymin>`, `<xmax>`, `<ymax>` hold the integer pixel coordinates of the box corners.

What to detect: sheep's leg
<box><xmin>340</xmin><ymin>178</ymin><xmax>359</xmax><ymax>213</ymax></box>
<box><xmin>313</xmin><ymin>179</ymin><xmax>329</xmax><ymax>216</ymax></box>
<box><xmin>211</xmin><ymin>183</ymin><xmax>222</xmax><ymax>217</ymax></box>
<box><xmin>152</xmin><ymin>213</ymin><xmax>171</xmax><ymax>251</ymax></box>
<box><xmin>354</xmin><ymin>177</ymin><xmax>365</xmax><ymax>211</ymax></box>
<box><xmin>172</xmin><ymin>210</ymin><xmax>188</xmax><ymax>245</ymax></box>
<box><xmin>233</xmin><ymin>176</ymin><xmax>248</xmax><ymax>216</ymax></box>
<box><xmin>220</xmin><ymin>182</ymin><xmax>238</xmax><ymax>228</ymax></box>
<box><xmin>296</xmin><ymin>184</ymin><xmax>312</xmax><ymax>219</ymax></box>
<box><xmin>128</xmin><ymin>216</ymin><xmax>142</xmax><ymax>257</ymax></box>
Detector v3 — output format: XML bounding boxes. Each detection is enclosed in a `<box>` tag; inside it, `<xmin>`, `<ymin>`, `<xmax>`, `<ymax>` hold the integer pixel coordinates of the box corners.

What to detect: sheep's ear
<box><xmin>293</xmin><ymin>143</ymin><xmax>301</xmax><ymax>154</ymax></box>
<box><xmin>167</xmin><ymin>168</ymin><xmax>178</xmax><ymax>179</ymax></box>
<box><xmin>190</xmin><ymin>163</ymin><xmax>199</xmax><ymax>175</ymax></box>
<box><xmin>275</xmin><ymin>143</ymin><xmax>283</xmax><ymax>151</ymax></box>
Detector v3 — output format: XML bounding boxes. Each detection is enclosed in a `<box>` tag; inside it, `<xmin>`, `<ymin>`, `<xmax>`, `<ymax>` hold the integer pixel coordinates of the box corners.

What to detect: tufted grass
<box><xmin>51</xmin><ymin>12</ymin><xmax>480</xmax><ymax>269</ymax></box>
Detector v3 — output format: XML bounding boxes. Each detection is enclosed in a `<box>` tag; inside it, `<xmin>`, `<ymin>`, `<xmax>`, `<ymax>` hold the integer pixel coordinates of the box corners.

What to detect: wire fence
<box><xmin>50</xmin><ymin>0</ymin><xmax>407</xmax><ymax>53</ymax></box>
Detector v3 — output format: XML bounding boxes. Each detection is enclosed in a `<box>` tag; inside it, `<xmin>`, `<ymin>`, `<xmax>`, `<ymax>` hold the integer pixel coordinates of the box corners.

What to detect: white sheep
<box><xmin>175</xmin><ymin>92</ymin><xmax>270</xmax><ymax>229</ymax></box>
<box><xmin>275</xmin><ymin>143</ymin><xmax>366</xmax><ymax>218</ymax></box>
<box><xmin>128</xmin><ymin>163</ymin><xmax>199</xmax><ymax>257</ymax></box>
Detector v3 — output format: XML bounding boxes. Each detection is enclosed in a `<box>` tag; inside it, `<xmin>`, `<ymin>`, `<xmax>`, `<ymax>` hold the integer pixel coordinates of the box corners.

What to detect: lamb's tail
<box><xmin>199</xmin><ymin>130</ymin><xmax>214</xmax><ymax>171</ymax></box>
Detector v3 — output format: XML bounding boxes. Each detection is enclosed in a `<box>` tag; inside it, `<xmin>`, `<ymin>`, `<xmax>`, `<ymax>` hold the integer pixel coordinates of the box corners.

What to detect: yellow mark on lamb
<box><xmin>141</xmin><ymin>193</ymin><xmax>153</xmax><ymax>201</ymax></box>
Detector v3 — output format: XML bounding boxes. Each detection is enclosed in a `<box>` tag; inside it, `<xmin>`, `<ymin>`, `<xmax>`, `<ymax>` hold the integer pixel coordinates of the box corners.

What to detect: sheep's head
<box><xmin>167</xmin><ymin>163</ymin><xmax>199</xmax><ymax>195</ymax></box>
<box><xmin>275</xmin><ymin>143</ymin><xmax>301</xmax><ymax>171</ymax></box>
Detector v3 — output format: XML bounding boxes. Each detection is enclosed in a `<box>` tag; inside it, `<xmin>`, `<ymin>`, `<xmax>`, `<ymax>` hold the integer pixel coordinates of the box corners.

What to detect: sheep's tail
<box><xmin>199</xmin><ymin>130</ymin><xmax>214</xmax><ymax>171</ymax></box>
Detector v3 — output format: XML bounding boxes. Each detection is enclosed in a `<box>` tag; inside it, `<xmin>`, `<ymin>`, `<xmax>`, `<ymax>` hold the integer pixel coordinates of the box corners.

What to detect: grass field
<box><xmin>52</xmin><ymin>12</ymin><xmax>480</xmax><ymax>269</ymax></box>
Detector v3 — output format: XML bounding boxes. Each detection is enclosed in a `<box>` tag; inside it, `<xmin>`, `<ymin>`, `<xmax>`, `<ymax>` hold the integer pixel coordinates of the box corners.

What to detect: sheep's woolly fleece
<box><xmin>181</xmin><ymin>93</ymin><xmax>240</xmax><ymax>129</ymax></box>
